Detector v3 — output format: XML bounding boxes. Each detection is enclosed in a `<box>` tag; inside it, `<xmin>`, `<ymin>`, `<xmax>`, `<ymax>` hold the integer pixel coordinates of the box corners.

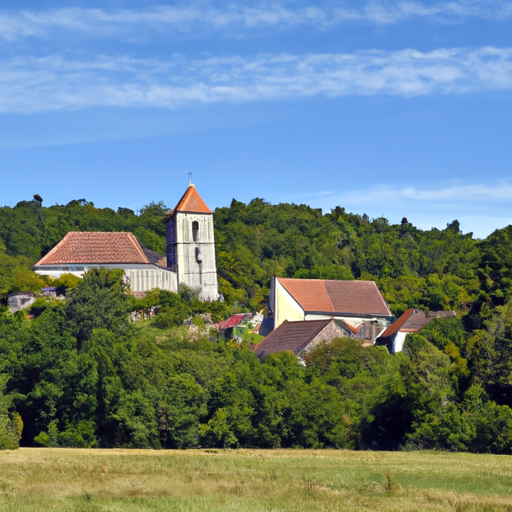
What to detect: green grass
<box><xmin>1</xmin><ymin>448</ymin><xmax>512</xmax><ymax>511</ymax></box>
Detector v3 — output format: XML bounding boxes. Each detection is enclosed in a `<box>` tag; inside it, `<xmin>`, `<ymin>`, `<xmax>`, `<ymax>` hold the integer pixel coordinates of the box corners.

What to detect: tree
<box><xmin>0</xmin><ymin>375</ymin><xmax>20</xmax><ymax>450</ymax></box>
<box><xmin>65</xmin><ymin>268</ymin><xmax>131</xmax><ymax>349</ymax></box>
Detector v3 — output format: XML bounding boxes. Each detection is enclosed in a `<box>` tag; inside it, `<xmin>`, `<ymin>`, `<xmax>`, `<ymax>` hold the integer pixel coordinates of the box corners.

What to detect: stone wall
<box><xmin>8</xmin><ymin>293</ymin><xmax>36</xmax><ymax>314</ymax></box>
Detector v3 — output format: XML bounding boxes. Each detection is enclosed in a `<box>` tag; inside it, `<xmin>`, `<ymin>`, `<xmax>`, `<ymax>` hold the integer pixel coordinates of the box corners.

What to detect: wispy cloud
<box><xmin>307</xmin><ymin>180</ymin><xmax>512</xmax><ymax>237</ymax></box>
<box><xmin>1</xmin><ymin>1</ymin><xmax>512</xmax><ymax>41</ymax></box>
<box><xmin>331</xmin><ymin>181</ymin><xmax>512</xmax><ymax>205</ymax></box>
<box><xmin>1</xmin><ymin>47</ymin><xmax>512</xmax><ymax>113</ymax></box>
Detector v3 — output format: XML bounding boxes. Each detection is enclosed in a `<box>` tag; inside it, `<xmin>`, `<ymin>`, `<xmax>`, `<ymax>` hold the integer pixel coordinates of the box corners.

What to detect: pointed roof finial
<box><xmin>189</xmin><ymin>172</ymin><xmax>193</xmax><ymax>186</ymax></box>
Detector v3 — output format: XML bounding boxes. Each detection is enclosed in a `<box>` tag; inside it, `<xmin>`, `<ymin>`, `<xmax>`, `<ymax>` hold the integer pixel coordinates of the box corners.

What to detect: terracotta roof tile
<box><xmin>217</xmin><ymin>313</ymin><xmax>249</xmax><ymax>330</ymax></box>
<box><xmin>35</xmin><ymin>232</ymin><xmax>162</xmax><ymax>266</ymax></box>
<box><xmin>163</xmin><ymin>185</ymin><xmax>212</xmax><ymax>222</ymax></box>
<box><xmin>142</xmin><ymin>247</ymin><xmax>167</xmax><ymax>268</ymax></box>
<box><xmin>254</xmin><ymin>319</ymin><xmax>333</xmax><ymax>358</ymax></box>
<box><xmin>277</xmin><ymin>278</ymin><xmax>392</xmax><ymax>317</ymax></box>
<box><xmin>379</xmin><ymin>309</ymin><xmax>432</xmax><ymax>338</ymax></box>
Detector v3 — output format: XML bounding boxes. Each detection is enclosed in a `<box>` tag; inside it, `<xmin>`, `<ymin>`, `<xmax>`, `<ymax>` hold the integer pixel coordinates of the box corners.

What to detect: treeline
<box><xmin>1</xmin><ymin>197</ymin><xmax>512</xmax><ymax>451</ymax></box>
<box><xmin>1</xmin><ymin>268</ymin><xmax>512</xmax><ymax>452</ymax></box>
<box><xmin>0</xmin><ymin>197</ymin><xmax>486</xmax><ymax>313</ymax></box>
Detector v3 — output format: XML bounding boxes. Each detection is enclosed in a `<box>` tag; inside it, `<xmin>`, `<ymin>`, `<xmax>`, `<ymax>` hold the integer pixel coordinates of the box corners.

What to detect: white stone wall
<box><xmin>35</xmin><ymin>264</ymin><xmax>178</xmax><ymax>293</ymax></box>
<box><xmin>124</xmin><ymin>267</ymin><xmax>178</xmax><ymax>293</ymax></box>
<box><xmin>391</xmin><ymin>332</ymin><xmax>408</xmax><ymax>354</ymax></box>
<box><xmin>168</xmin><ymin>211</ymin><xmax>219</xmax><ymax>301</ymax></box>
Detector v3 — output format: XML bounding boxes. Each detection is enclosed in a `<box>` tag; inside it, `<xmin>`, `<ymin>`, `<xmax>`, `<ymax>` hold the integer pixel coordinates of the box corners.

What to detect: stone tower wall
<box><xmin>167</xmin><ymin>211</ymin><xmax>219</xmax><ymax>301</ymax></box>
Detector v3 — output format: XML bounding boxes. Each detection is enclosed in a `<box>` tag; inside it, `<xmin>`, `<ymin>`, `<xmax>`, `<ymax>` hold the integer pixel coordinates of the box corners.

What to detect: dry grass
<box><xmin>0</xmin><ymin>448</ymin><xmax>512</xmax><ymax>511</ymax></box>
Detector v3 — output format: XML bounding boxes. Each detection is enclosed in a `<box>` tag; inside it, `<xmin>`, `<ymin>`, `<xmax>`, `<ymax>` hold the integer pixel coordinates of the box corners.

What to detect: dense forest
<box><xmin>1</xmin><ymin>196</ymin><xmax>512</xmax><ymax>452</ymax></box>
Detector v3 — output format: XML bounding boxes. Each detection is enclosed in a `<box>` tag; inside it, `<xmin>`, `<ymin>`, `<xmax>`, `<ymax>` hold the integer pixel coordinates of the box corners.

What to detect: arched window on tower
<box><xmin>192</xmin><ymin>221</ymin><xmax>199</xmax><ymax>242</ymax></box>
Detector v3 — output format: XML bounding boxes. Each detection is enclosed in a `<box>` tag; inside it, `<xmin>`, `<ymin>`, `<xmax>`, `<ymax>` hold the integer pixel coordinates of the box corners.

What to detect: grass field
<box><xmin>1</xmin><ymin>448</ymin><xmax>512</xmax><ymax>511</ymax></box>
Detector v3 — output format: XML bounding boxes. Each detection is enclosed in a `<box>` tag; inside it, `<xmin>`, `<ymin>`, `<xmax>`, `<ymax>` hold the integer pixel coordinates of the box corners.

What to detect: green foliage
<box><xmin>52</xmin><ymin>273</ymin><xmax>80</xmax><ymax>293</ymax></box>
<box><xmin>0</xmin><ymin>375</ymin><xmax>20</xmax><ymax>450</ymax></box>
<box><xmin>153</xmin><ymin>290</ymin><xmax>192</xmax><ymax>328</ymax></box>
<box><xmin>65</xmin><ymin>268</ymin><xmax>131</xmax><ymax>349</ymax></box>
<box><xmin>10</xmin><ymin>268</ymin><xmax>46</xmax><ymax>293</ymax></box>
<box><xmin>3</xmin><ymin>195</ymin><xmax>512</xmax><ymax>453</ymax></box>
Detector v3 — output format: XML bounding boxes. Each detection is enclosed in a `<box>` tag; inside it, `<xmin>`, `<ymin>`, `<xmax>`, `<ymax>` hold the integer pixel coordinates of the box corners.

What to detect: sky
<box><xmin>1</xmin><ymin>1</ymin><xmax>512</xmax><ymax>238</ymax></box>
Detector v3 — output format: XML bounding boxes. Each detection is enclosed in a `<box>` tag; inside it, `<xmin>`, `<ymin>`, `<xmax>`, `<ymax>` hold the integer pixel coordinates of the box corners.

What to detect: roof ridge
<box><xmin>323</xmin><ymin>280</ymin><xmax>335</xmax><ymax>312</ymax></box>
<box><xmin>36</xmin><ymin>232</ymin><xmax>72</xmax><ymax>266</ymax></box>
<box><xmin>369</xmin><ymin>280</ymin><xmax>393</xmax><ymax>316</ymax></box>
<box><xmin>379</xmin><ymin>309</ymin><xmax>415</xmax><ymax>338</ymax></box>
<box><xmin>126</xmin><ymin>232</ymin><xmax>150</xmax><ymax>263</ymax></box>
<box><xmin>34</xmin><ymin>231</ymin><xmax>154</xmax><ymax>266</ymax></box>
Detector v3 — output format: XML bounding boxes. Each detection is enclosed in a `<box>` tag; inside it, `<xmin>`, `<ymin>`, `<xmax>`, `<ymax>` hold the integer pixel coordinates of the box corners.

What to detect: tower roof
<box><xmin>163</xmin><ymin>184</ymin><xmax>212</xmax><ymax>223</ymax></box>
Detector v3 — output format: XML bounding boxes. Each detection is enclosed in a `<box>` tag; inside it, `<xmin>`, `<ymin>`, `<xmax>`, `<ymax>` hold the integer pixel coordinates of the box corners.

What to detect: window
<box><xmin>192</xmin><ymin>221</ymin><xmax>199</xmax><ymax>242</ymax></box>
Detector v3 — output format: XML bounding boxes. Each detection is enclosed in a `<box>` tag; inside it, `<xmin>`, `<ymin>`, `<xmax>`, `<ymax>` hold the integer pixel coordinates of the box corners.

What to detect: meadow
<box><xmin>0</xmin><ymin>448</ymin><xmax>511</xmax><ymax>511</ymax></box>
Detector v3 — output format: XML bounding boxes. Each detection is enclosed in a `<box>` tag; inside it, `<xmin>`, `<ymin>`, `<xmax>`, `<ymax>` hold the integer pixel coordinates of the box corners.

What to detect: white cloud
<box><xmin>1</xmin><ymin>46</ymin><xmax>512</xmax><ymax>113</ymax></box>
<box><xmin>329</xmin><ymin>181</ymin><xmax>512</xmax><ymax>204</ymax></box>
<box><xmin>306</xmin><ymin>181</ymin><xmax>512</xmax><ymax>237</ymax></box>
<box><xmin>1</xmin><ymin>1</ymin><xmax>512</xmax><ymax>41</ymax></box>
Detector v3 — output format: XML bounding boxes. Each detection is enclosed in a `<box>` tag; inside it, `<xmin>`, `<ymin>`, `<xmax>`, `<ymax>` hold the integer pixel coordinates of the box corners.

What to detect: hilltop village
<box><xmin>1</xmin><ymin>187</ymin><xmax>512</xmax><ymax>453</ymax></box>
<box><xmin>11</xmin><ymin>183</ymin><xmax>448</xmax><ymax>358</ymax></box>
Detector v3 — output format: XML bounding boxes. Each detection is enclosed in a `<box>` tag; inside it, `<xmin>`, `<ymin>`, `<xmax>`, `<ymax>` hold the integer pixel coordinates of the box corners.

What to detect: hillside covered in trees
<box><xmin>2</xmin><ymin>196</ymin><xmax>512</xmax><ymax>452</ymax></box>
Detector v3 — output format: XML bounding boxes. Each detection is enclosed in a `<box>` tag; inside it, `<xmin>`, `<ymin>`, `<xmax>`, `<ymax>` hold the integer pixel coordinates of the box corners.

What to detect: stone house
<box><xmin>253</xmin><ymin>319</ymin><xmax>352</xmax><ymax>360</ymax></box>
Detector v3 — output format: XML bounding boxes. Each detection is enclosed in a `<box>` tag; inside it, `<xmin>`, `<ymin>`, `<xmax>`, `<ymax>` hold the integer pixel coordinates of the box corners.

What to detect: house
<box><xmin>253</xmin><ymin>319</ymin><xmax>352</xmax><ymax>360</ymax></box>
<box><xmin>375</xmin><ymin>308</ymin><xmax>456</xmax><ymax>354</ymax></box>
<box><xmin>34</xmin><ymin>183</ymin><xmax>220</xmax><ymax>299</ymax></box>
<box><xmin>261</xmin><ymin>277</ymin><xmax>394</xmax><ymax>340</ymax></box>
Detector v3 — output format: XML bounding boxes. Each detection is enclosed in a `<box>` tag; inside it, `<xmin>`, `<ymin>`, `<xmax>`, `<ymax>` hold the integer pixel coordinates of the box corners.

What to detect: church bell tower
<box><xmin>164</xmin><ymin>182</ymin><xmax>219</xmax><ymax>301</ymax></box>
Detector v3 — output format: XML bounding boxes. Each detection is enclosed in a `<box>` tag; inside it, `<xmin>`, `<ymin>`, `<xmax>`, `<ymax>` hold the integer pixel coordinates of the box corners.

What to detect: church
<box><xmin>33</xmin><ymin>183</ymin><xmax>220</xmax><ymax>301</ymax></box>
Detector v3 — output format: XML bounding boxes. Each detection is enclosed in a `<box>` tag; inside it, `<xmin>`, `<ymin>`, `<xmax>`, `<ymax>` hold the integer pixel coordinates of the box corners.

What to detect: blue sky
<box><xmin>2</xmin><ymin>1</ymin><xmax>512</xmax><ymax>238</ymax></box>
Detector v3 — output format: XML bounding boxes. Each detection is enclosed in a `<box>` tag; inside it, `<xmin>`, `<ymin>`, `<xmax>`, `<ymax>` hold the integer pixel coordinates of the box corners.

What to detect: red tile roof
<box><xmin>142</xmin><ymin>247</ymin><xmax>167</xmax><ymax>267</ymax></box>
<box><xmin>163</xmin><ymin>185</ymin><xmax>212</xmax><ymax>223</ymax></box>
<box><xmin>254</xmin><ymin>319</ymin><xmax>333</xmax><ymax>358</ymax></box>
<box><xmin>379</xmin><ymin>309</ymin><xmax>432</xmax><ymax>338</ymax></box>
<box><xmin>217</xmin><ymin>313</ymin><xmax>249</xmax><ymax>330</ymax></box>
<box><xmin>277</xmin><ymin>278</ymin><xmax>392</xmax><ymax>317</ymax></box>
<box><xmin>35</xmin><ymin>232</ymin><xmax>165</xmax><ymax>266</ymax></box>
